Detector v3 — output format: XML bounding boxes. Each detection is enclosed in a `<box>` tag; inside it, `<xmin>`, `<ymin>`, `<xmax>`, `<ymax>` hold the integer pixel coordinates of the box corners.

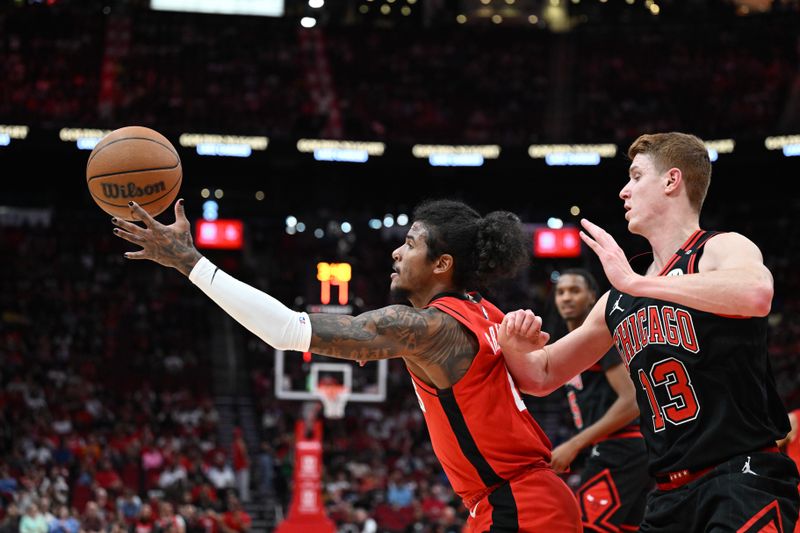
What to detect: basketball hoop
<box><xmin>316</xmin><ymin>384</ymin><xmax>350</xmax><ymax>419</ymax></box>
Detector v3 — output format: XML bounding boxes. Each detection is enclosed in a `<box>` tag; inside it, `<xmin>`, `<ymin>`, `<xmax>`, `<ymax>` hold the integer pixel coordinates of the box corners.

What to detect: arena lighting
<box><xmin>704</xmin><ymin>139</ymin><xmax>735</xmax><ymax>162</ymax></box>
<box><xmin>300</xmin><ymin>16</ymin><xmax>317</xmax><ymax>28</ymax></box>
<box><xmin>150</xmin><ymin>0</ymin><xmax>284</xmax><ymax>17</ymax></box>
<box><xmin>533</xmin><ymin>227</ymin><xmax>581</xmax><ymax>258</ymax></box>
<box><xmin>308</xmin><ymin>0</ymin><xmax>324</xmax><ymax>7</ymax></box>
<box><xmin>296</xmin><ymin>139</ymin><xmax>385</xmax><ymax>163</ymax></box>
<box><xmin>528</xmin><ymin>143</ymin><xmax>617</xmax><ymax>166</ymax></box>
<box><xmin>179</xmin><ymin>133</ymin><xmax>268</xmax><ymax>158</ymax></box>
<box><xmin>412</xmin><ymin>144</ymin><xmax>501</xmax><ymax>167</ymax></box>
<box><xmin>195</xmin><ymin>219</ymin><xmax>244</xmax><ymax>250</ymax></box>
<box><xmin>0</xmin><ymin>125</ymin><xmax>29</xmax><ymax>146</ymax></box>
<box><xmin>765</xmin><ymin>134</ymin><xmax>800</xmax><ymax>157</ymax></box>
<box><xmin>59</xmin><ymin>128</ymin><xmax>112</xmax><ymax>150</ymax></box>
<box><xmin>202</xmin><ymin>200</ymin><xmax>219</xmax><ymax>221</ymax></box>
<box><xmin>547</xmin><ymin>217</ymin><xmax>564</xmax><ymax>229</ymax></box>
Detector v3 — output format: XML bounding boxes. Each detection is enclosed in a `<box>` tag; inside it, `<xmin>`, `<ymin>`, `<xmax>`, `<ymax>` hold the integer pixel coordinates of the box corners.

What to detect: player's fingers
<box><xmin>500</xmin><ymin>314</ymin><xmax>513</xmax><ymax>340</ymax></box>
<box><xmin>112</xmin><ymin>227</ymin><xmax>144</xmax><ymax>245</ymax></box>
<box><xmin>525</xmin><ymin>314</ymin><xmax>543</xmax><ymax>337</ymax></box>
<box><xmin>129</xmin><ymin>201</ymin><xmax>157</xmax><ymax>228</ymax></box>
<box><xmin>174</xmin><ymin>198</ymin><xmax>188</xmax><ymax>223</ymax></box>
<box><xmin>540</xmin><ymin>331</ymin><xmax>550</xmax><ymax>345</ymax></box>
<box><xmin>519</xmin><ymin>310</ymin><xmax>537</xmax><ymax>335</ymax></box>
<box><xmin>123</xmin><ymin>250</ymin><xmax>150</xmax><ymax>260</ymax></box>
<box><xmin>111</xmin><ymin>217</ymin><xmax>146</xmax><ymax>235</ymax></box>
<box><xmin>579</xmin><ymin>231</ymin><xmax>600</xmax><ymax>252</ymax></box>
<box><xmin>504</xmin><ymin>311</ymin><xmax>520</xmax><ymax>334</ymax></box>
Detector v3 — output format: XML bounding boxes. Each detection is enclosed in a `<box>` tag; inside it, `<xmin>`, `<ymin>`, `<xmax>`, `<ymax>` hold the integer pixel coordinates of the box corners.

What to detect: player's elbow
<box><xmin>748</xmin><ymin>281</ymin><xmax>773</xmax><ymax>317</ymax></box>
<box><xmin>518</xmin><ymin>378</ymin><xmax>561</xmax><ymax>397</ymax></box>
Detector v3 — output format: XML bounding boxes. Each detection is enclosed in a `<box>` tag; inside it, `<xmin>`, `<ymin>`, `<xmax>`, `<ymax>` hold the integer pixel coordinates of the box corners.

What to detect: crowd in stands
<box><xmin>1</xmin><ymin>5</ymin><xmax>798</xmax><ymax>143</ymax></box>
<box><xmin>0</xmin><ymin>212</ymin><xmax>256</xmax><ymax>532</ymax></box>
<box><xmin>569</xmin><ymin>18</ymin><xmax>800</xmax><ymax>142</ymax></box>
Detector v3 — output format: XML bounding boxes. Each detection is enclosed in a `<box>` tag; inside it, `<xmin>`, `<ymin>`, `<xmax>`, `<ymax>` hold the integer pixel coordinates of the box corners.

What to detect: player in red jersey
<box><xmin>112</xmin><ymin>198</ymin><xmax>582</xmax><ymax>532</ymax></box>
<box><xmin>498</xmin><ymin>132</ymin><xmax>799</xmax><ymax>531</ymax></box>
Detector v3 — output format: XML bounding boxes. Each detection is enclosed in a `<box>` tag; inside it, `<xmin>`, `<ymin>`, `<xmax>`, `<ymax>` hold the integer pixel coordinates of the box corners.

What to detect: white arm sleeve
<box><xmin>188</xmin><ymin>257</ymin><xmax>312</xmax><ymax>352</ymax></box>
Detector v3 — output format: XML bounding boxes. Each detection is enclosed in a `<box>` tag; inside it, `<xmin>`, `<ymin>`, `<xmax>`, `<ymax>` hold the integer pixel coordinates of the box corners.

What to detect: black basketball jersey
<box><xmin>604</xmin><ymin>229</ymin><xmax>789</xmax><ymax>476</ymax></box>
<box><xmin>564</xmin><ymin>348</ymin><xmax>637</xmax><ymax>434</ymax></box>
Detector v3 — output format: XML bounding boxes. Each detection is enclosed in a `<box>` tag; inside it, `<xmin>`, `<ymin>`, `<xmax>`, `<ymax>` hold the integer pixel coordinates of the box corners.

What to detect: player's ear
<box><xmin>433</xmin><ymin>254</ymin><xmax>453</xmax><ymax>275</ymax></box>
<box><xmin>665</xmin><ymin>168</ymin><xmax>682</xmax><ymax>194</ymax></box>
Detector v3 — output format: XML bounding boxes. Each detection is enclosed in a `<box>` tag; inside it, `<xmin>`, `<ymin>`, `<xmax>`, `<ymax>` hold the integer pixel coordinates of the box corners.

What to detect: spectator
<box><xmin>0</xmin><ymin>502</ymin><xmax>21</xmax><ymax>533</ymax></box>
<box><xmin>19</xmin><ymin>502</ymin><xmax>48</xmax><ymax>533</ymax></box>
<box><xmin>133</xmin><ymin>503</ymin><xmax>156</xmax><ymax>533</ymax></box>
<box><xmin>218</xmin><ymin>494</ymin><xmax>251</xmax><ymax>533</ymax></box>
<box><xmin>205</xmin><ymin>453</ymin><xmax>234</xmax><ymax>492</ymax></box>
<box><xmin>231</xmin><ymin>428</ymin><xmax>249</xmax><ymax>503</ymax></box>
<box><xmin>47</xmin><ymin>505</ymin><xmax>79</xmax><ymax>533</ymax></box>
<box><xmin>255</xmin><ymin>441</ymin><xmax>274</xmax><ymax>498</ymax></box>
<box><xmin>80</xmin><ymin>501</ymin><xmax>106</xmax><ymax>533</ymax></box>
<box><xmin>115</xmin><ymin>487</ymin><xmax>142</xmax><ymax>526</ymax></box>
<box><xmin>155</xmin><ymin>501</ymin><xmax>186</xmax><ymax>533</ymax></box>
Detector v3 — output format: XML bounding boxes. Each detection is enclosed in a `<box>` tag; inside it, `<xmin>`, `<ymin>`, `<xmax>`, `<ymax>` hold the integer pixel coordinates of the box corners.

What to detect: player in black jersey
<box><xmin>499</xmin><ymin>132</ymin><xmax>799</xmax><ymax>532</ymax></box>
<box><xmin>552</xmin><ymin>269</ymin><xmax>652</xmax><ymax>532</ymax></box>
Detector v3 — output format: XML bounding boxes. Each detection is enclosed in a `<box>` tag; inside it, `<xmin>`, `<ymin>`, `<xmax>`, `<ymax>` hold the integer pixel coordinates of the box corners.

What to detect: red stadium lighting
<box><xmin>533</xmin><ymin>227</ymin><xmax>581</xmax><ymax>258</ymax></box>
<box><xmin>195</xmin><ymin>220</ymin><xmax>244</xmax><ymax>250</ymax></box>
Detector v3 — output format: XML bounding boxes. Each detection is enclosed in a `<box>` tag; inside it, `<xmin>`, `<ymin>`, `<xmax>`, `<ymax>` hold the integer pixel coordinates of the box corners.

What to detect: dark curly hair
<box><xmin>412</xmin><ymin>199</ymin><xmax>529</xmax><ymax>290</ymax></box>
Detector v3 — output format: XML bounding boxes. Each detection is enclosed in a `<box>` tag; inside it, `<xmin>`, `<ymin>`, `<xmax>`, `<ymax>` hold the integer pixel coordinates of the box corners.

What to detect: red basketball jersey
<box><xmin>408</xmin><ymin>293</ymin><xmax>552</xmax><ymax>506</ymax></box>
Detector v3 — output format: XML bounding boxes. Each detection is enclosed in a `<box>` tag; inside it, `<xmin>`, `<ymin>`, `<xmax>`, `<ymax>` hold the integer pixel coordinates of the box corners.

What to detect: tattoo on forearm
<box><xmin>309</xmin><ymin>305</ymin><xmax>478</xmax><ymax>384</ymax></box>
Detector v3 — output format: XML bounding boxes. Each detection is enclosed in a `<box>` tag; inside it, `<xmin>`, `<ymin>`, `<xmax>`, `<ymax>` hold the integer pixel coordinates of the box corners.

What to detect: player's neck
<box><xmin>646</xmin><ymin>218</ymin><xmax>700</xmax><ymax>275</ymax></box>
<box><xmin>410</xmin><ymin>282</ymin><xmax>463</xmax><ymax>308</ymax></box>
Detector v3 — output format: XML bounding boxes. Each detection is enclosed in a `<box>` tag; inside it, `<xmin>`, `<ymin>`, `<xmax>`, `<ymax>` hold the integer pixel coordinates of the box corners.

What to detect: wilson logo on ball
<box><xmin>101</xmin><ymin>181</ymin><xmax>166</xmax><ymax>199</ymax></box>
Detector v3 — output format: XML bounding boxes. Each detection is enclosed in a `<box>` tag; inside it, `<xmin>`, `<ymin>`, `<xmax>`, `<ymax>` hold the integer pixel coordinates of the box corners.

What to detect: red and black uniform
<box><xmin>565</xmin><ymin>349</ymin><xmax>652</xmax><ymax>532</ymax></box>
<box><xmin>787</xmin><ymin>409</ymin><xmax>800</xmax><ymax>533</ymax></box>
<box><xmin>410</xmin><ymin>292</ymin><xmax>581</xmax><ymax>532</ymax></box>
<box><xmin>605</xmin><ymin>230</ymin><xmax>800</xmax><ymax>532</ymax></box>
<box><xmin>788</xmin><ymin>410</ymin><xmax>800</xmax><ymax>482</ymax></box>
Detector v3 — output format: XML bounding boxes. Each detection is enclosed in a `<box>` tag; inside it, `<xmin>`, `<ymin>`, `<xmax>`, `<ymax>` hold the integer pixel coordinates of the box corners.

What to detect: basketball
<box><xmin>86</xmin><ymin>126</ymin><xmax>182</xmax><ymax>220</ymax></box>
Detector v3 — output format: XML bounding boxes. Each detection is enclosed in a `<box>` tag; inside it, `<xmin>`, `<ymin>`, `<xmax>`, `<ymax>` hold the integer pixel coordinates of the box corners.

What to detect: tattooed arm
<box><xmin>311</xmin><ymin>306</ymin><xmax>478</xmax><ymax>385</ymax></box>
<box><xmin>113</xmin><ymin>201</ymin><xmax>478</xmax><ymax>384</ymax></box>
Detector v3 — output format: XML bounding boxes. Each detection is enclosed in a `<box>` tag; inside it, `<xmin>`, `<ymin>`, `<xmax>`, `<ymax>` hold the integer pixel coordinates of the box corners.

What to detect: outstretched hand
<box><xmin>579</xmin><ymin>218</ymin><xmax>639</xmax><ymax>293</ymax></box>
<box><xmin>498</xmin><ymin>309</ymin><xmax>550</xmax><ymax>356</ymax></box>
<box><xmin>111</xmin><ymin>200</ymin><xmax>202</xmax><ymax>276</ymax></box>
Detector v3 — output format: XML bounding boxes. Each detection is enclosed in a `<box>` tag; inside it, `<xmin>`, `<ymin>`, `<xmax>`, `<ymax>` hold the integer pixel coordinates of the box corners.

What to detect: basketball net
<box><xmin>316</xmin><ymin>384</ymin><xmax>350</xmax><ymax>419</ymax></box>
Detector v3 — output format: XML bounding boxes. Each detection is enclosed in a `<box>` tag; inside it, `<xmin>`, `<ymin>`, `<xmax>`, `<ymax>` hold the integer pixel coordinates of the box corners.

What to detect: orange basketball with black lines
<box><xmin>86</xmin><ymin>126</ymin><xmax>182</xmax><ymax>220</ymax></box>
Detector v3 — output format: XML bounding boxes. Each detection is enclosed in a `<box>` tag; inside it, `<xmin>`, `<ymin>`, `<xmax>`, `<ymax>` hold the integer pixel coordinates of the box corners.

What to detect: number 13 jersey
<box><xmin>604</xmin><ymin>229</ymin><xmax>789</xmax><ymax>476</ymax></box>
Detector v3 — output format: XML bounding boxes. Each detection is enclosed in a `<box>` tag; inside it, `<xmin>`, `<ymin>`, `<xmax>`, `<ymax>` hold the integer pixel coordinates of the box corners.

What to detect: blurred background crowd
<box><xmin>1</xmin><ymin>0</ymin><xmax>799</xmax><ymax>531</ymax></box>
